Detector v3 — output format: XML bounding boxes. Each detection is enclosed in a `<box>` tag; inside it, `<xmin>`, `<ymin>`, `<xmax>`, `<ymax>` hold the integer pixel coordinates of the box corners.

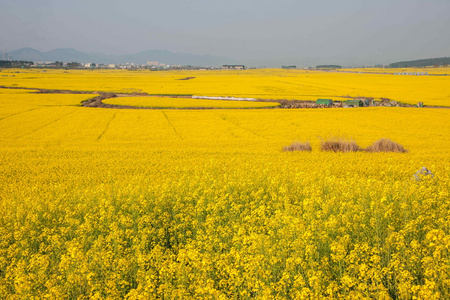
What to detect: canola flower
<box><xmin>0</xmin><ymin>77</ymin><xmax>449</xmax><ymax>299</ymax></box>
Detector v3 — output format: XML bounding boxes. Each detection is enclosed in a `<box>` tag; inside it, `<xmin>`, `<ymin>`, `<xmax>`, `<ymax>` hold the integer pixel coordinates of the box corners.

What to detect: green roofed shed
<box><xmin>345</xmin><ymin>100</ymin><xmax>364</xmax><ymax>107</ymax></box>
<box><xmin>316</xmin><ymin>99</ymin><xmax>333</xmax><ymax>105</ymax></box>
<box><xmin>362</xmin><ymin>99</ymin><xmax>371</xmax><ymax>106</ymax></box>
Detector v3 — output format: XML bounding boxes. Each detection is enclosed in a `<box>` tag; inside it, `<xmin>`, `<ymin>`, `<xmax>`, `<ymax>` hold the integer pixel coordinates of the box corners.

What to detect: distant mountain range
<box><xmin>1</xmin><ymin>47</ymin><xmax>239</xmax><ymax>66</ymax></box>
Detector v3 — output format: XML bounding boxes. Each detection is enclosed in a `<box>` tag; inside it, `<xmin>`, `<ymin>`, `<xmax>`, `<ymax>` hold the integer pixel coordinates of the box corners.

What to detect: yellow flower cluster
<box><xmin>0</xmin><ymin>70</ymin><xmax>449</xmax><ymax>299</ymax></box>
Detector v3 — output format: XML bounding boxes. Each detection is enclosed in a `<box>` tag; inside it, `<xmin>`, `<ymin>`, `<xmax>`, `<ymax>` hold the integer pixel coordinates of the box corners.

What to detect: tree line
<box><xmin>389</xmin><ymin>57</ymin><xmax>450</xmax><ymax>68</ymax></box>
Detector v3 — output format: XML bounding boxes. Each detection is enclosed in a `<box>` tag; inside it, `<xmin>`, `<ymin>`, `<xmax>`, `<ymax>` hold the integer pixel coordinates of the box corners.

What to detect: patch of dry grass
<box><xmin>320</xmin><ymin>137</ymin><xmax>360</xmax><ymax>152</ymax></box>
<box><xmin>285</xmin><ymin>137</ymin><xmax>408</xmax><ymax>153</ymax></box>
<box><xmin>283</xmin><ymin>141</ymin><xmax>312</xmax><ymax>152</ymax></box>
<box><xmin>365</xmin><ymin>138</ymin><xmax>408</xmax><ymax>153</ymax></box>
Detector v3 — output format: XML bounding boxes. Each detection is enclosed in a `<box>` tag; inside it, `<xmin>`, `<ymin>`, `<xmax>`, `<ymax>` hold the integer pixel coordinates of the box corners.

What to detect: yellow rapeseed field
<box><xmin>104</xmin><ymin>96</ymin><xmax>280</xmax><ymax>109</ymax></box>
<box><xmin>0</xmin><ymin>68</ymin><xmax>449</xmax><ymax>299</ymax></box>
<box><xmin>340</xmin><ymin>67</ymin><xmax>450</xmax><ymax>75</ymax></box>
<box><xmin>1</xmin><ymin>67</ymin><xmax>449</xmax><ymax>106</ymax></box>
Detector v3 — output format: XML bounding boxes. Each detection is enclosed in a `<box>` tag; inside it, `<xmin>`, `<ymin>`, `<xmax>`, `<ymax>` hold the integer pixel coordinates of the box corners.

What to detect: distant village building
<box><xmin>83</xmin><ymin>63</ymin><xmax>96</xmax><ymax>68</ymax></box>
<box><xmin>316</xmin><ymin>99</ymin><xmax>333</xmax><ymax>106</ymax></box>
<box><xmin>222</xmin><ymin>65</ymin><xmax>246</xmax><ymax>70</ymax></box>
<box><xmin>345</xmin><ymin>100</ymin><xmax>364</xmax><ymax>107</ymax></box>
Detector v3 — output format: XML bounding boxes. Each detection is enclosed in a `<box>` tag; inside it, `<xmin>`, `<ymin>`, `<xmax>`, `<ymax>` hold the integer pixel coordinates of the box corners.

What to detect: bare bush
<box><xmin>365</xmin><ymin>138</ymin><xmax>408</xmax><ymax>153</ymax></box>
<box><xmin>320</xmin><ymin>137</ymin><xmax>360</xmax><ymax>152</ymax></box>
<box><xmin>283</xmin><ymin>141</ymin><xmax>312</xmax><ymax>152</ymax></box>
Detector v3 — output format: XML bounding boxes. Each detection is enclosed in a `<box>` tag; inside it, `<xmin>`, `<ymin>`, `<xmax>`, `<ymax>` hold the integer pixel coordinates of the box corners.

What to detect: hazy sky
<box><xmin>1</xmin><ymin>0</ymin><xmax>449</xmax><ymax>66</ymax></box>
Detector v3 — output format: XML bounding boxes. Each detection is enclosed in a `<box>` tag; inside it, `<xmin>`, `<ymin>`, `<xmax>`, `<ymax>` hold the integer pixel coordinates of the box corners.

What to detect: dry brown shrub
<box><xmin>365</xmin><ymin>138</ymin><xmax>408</xmax><ymax>153</ymax></box>
<box><xmin>283</xmin><ymin>141</ymin><xmax>312</xmax><ymax>152</ymax></box>
<box><xmin>320</xmin><ymin>137</ymin><xmax>360</xmax><ymax>152</ymax></box>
